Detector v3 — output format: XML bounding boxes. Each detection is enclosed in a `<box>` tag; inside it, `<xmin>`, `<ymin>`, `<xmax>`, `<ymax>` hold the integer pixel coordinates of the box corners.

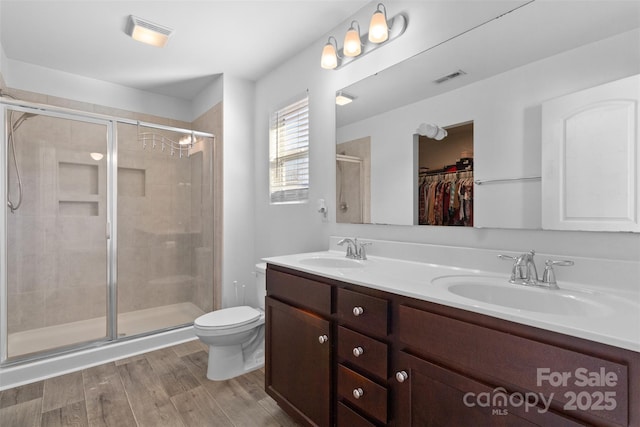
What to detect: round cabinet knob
<box><xmin>352</xmin><ymin>346</ymin><xmax>364</xmax><ymax>357</ymax></box>
<box><xmin>352</xmin><ymin>388</ymin><xmax>364</xmax><ymax>399</ymax></box>
<box><xmin>318</xmin><ymin>335</ymin><xmax>328</xmax><ymax>344</ymax></box>
<box><xmin>352</xmin><ymin>306</ymin><xmax>364</xmax><ymax>316</ymax></box>
<box><xmin>396</xmin><ymin>371</ymin><xmax>408</xmax><ymax>383</ymax></box>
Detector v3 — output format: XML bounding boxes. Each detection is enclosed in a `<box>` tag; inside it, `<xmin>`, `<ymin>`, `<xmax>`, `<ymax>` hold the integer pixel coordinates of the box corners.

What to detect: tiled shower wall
<box><xmin>3</xmin><ymin>85</ymin><xmax>217</xmax><ymax>333</ymax></box>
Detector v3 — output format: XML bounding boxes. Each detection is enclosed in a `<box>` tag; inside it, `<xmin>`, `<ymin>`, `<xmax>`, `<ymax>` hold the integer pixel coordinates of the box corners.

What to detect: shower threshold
<box><xmin>7</xmin><ymin>302</ymin><xmax>205</xmax><ymax>359</ymax></box>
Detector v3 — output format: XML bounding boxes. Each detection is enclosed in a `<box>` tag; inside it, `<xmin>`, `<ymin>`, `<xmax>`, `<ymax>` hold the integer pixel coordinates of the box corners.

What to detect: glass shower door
<box><xmin>5</xmin><ymin>107</ymin><xmax>111</xmax><ymax>359</ymax></box>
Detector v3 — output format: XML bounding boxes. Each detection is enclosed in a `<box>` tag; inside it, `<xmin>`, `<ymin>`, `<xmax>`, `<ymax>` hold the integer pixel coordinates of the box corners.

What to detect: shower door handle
<box><xmin>106</xmin><ymin>222</ymin><xmax>111</xmax><ymax>240</ymax></box>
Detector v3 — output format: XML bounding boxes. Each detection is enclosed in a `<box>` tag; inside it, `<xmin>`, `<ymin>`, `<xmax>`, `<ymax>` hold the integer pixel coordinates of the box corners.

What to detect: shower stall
<box><xmin>1</xmin><ymin>98</ymin><xmax>215</xmax><ymax>364</ymax></box>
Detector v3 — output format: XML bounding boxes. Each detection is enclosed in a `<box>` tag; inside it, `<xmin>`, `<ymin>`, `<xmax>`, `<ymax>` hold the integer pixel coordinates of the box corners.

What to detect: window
<box><xmin>269</xmin><ymin>95</ymin><xmax>309</xmax><ymax>204</ymax></box>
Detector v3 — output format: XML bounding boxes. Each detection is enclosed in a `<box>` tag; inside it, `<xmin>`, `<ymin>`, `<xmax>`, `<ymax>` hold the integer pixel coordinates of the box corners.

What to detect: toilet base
<box><xmin>205</xmin><ymin>343</ymin><xmax>265</xmax><ymax>381</ymax></box>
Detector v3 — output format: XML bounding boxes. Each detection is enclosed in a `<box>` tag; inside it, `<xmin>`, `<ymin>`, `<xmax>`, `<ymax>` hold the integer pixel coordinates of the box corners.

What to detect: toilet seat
<box><xmin>195</xmin><ymin>306</ymin><xmax>261</xmax><ymax>330</ymax></box>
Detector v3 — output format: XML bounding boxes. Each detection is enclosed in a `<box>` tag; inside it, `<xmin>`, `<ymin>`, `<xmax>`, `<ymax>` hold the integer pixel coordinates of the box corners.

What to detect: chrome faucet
<box><xmin>337</xmin><ymin>238</ymin><xmax>371</xmax><ymax>260</ymax></box>
<box><xmin>498</xmin><ymin>250</ymin><xmax>573</xmax><ymax>290</ymax></box>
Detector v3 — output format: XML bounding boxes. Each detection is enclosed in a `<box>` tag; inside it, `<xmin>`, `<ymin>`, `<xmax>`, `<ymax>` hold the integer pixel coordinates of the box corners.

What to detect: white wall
<box><xmin>0</xmin><ymin>40</ymin><xmax>7</xmax><ymax>85</ymax></box>
<box><xmin>253</xmin><ymin>1</ymin><xmax>531</xmax><ymax>260</ymax></box>
<box><xmin>192</xmin><ymin>75</ymin><xmax>223</xmax><ymax>119</ymax></box>
<box><xmin>222</xmin><ymin>75</ymin><xmax>259</xmax><ymax>307</ymax></box>
<box><xmin>337</xmin><ymin>29</ymin><xmax>640</xmax><ymax>228</ymax></box>
<box><xmin>253</xmin><ymin>1</ymin><xmax>640</xmax><ymax>263</ymax></box>
<box><xmin>3</xmin><ymin>58</ymin><xmax>193</xmax><ymax>121</ymax></box>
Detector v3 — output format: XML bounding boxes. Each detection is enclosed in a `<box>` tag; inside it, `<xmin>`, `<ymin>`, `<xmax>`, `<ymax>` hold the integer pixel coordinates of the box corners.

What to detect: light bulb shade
<box><xmin>321</xmin><ymin>42</ymin><xmax>338</xmax><ymax>69</ymax></box>
<box><xmin>343</xmin><ymin>28</ymin><xmax>362</xmax><ymax>57</ymax></box>
<box><xmin>368</xmin><ymin>11</ymin><xmax>389</xmax><ymax>43</ymax></box>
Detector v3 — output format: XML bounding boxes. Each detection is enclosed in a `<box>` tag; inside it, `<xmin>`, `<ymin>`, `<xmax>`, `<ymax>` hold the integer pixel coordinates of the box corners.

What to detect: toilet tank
<box><xmin>255</xmin><ymin>263</ymin><xmax>267</xmax><ymax>310</ymax></box>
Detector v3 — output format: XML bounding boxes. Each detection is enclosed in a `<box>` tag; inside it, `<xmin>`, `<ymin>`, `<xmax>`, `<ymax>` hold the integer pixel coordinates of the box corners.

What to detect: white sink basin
<box><xmin>298</xmin><ymin>256</ymin><xmax>363</xmax><ymax>269</ymax></box>
<box><xmin>433</xmin><ymin>275</ymin><xmax>614</xmax><ymax>317</ymax></box>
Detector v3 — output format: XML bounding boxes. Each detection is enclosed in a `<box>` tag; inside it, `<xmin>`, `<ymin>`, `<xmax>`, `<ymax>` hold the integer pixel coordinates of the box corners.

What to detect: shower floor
<box><xmin>7</xmin><ymin>302</ymin><xmax>205</xmax><ymax>359</ymax></box>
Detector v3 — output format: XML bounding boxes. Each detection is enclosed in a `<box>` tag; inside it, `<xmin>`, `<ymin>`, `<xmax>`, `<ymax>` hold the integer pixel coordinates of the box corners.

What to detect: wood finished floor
<box><xmin>0</xmin><ymin>340</ymin><xmax>300</xmax><ymax>427</ymax></box>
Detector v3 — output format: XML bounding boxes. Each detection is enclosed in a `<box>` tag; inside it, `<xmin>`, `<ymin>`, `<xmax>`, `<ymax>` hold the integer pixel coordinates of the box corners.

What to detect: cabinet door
<box><xmin>265</xmin><ymin>296</ymin><xmax>331</xmax><ymax>427</ymax></box>
<box><xmin>542</xmin><ymin>74</ymin><xmax>640</xmax><ymax>232</ymax></box>
<box><xmin>393</xmin><ymin>351</ymin><xmax>585</xmax><ymax>427</ymax></box>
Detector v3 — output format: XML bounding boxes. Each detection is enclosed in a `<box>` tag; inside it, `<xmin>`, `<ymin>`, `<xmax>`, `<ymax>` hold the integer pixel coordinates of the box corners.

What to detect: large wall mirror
<box><xmin>336</xmin><ymin>1</ymin><xmax>640</xmax><ymax>230</ymax></box>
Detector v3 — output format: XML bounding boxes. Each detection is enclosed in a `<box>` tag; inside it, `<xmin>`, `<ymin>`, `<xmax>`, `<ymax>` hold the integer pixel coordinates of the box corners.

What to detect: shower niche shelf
<box><xmin>56</xmin><ymin>154</ymin><xmax>104</xmax><ymax>217</ymax></box>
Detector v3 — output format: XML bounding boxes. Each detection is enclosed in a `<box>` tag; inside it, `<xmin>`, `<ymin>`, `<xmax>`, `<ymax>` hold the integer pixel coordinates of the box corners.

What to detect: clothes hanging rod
<box><xmin>420</xmin><ymin>169</ymin><xmax>473</xmax><ymax>176</ymax></box>
<box><xmin>474</xmin><ymin>176</ymin><xmax>541</xmax><ymax>185</ymax></box>
<box><xmin>0</xmin><ymin>96</ymin><xmax>215</xmax><ymax>138</ymax></box>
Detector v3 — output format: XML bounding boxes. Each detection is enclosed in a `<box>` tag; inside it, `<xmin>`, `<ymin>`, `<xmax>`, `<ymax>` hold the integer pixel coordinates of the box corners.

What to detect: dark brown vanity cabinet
<box><xmin>265</xmin><ymin>269</ymin><xmax>332</xmax><ymax>426</ymax></box>
<box><xmin>336</xmin><ymin>288</ymin><xmax>390</xmax><ymax>425</ymax></box>
<box><xmin>266</xmin><ymin>264</ymin><xmax>639</xmax><ymax>427</ymax></box>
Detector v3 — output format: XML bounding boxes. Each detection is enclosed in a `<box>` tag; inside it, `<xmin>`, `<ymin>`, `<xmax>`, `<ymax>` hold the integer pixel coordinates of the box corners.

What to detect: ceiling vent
<box><xmin>434</xmin><ymin>69</ymin><xmax>467</xmax><ymax>84</ymax></box>
<box><xmin>126</xmin><ymin>15</ymin><xmax>173</xmax><ymax>47</ymax></box>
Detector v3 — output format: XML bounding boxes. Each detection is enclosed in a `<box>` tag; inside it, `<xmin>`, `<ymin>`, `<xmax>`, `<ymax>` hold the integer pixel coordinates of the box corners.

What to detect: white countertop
<box><xmin>263</xmin><ymin>250</ymin><xmax>640</xmax><ymax>353</ymax></box>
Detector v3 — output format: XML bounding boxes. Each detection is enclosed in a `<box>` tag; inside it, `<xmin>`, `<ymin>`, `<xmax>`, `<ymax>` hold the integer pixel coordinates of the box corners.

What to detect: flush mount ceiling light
<box><xmin>335</xmin><ymin>92</ymin><xmax>355</xmax><ymax>106</ymax></box>
<box><xmin>125</xmin><ymin>15</ymin><xmax>173</xmax><ymax>47</ymax></box>
<box><xmin>320</xmin><ymin>2</ymin><xmax>407</xmax><ymax>70</ymax></box>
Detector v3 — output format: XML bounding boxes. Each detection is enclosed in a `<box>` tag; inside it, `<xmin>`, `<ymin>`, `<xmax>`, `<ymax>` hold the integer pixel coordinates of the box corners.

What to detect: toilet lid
<box><xmin>195</xmin><ymin>306</ymin><xmax>261</xmax><ymax>329</ymax></box>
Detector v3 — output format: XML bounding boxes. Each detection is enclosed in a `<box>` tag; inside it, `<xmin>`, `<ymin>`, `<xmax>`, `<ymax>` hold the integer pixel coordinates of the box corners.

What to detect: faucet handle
<box><xmin>542</xmin><ymin>259</ymin><xmax>574</xmax><ymax>286</ymax></box>
<box><xmin>357</xmin><ymin>241</ymin><xmax>372</xmax><ymax>260</ymax></box>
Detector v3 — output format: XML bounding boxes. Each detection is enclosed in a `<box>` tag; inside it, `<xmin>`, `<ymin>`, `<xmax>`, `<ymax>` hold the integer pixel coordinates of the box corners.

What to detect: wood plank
<box><xmin>0</xmin><ymin>381</ymin><xmax>43</xmax><ymax>409</ymax></box>
<box><xmin>0</xmin><ymin>398</ymin><xmax>42</xmax><ymax>427</ymax></box>
<box><xmin>182</xmin><ymin>351</ymin><xmax>281</xmax><ymax>427</ymax></box>
<box><xmin>113</xmin><ymin>353</ymin><xmax>147</xmax><ymax>366</ymax></box>
<box><xmin>40</xmin><ymin>401</ymin><xmax>88</xmax><ymax>427</ymax></box>
<box><xmin>170</xmin><ymin>339</ymin><xmax>207</xmax><ymax>358</ymax></box>
<box><xmin>170</xmin><ymin>385</ymin><xmax>233</xmax><ymax>427</ymax></box>
<box><xmin>42</xmin><ymin>372</ymin><xmax>85</xmax><ymax>412</ymax></box>
<box><xmin>117</xmin><ymin>358</ymin><xmax>185</xmax><ymax>427</ymax></box>
<box><xmin>83</xmin><ymin>362</ymin><xmax>137</xmax><ymax>427</ymax></box>
<box><xmin>145</xmin><ymin>347</ymin><xmax>201</xmax><ymax>397</ymax></box>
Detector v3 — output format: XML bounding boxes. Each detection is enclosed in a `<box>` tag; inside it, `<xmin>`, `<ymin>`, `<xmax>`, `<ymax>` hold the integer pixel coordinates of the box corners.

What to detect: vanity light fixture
<box><xmin>368</xmin><ymin>3</ymin><xmax>389</xmax><ymax>43</ymax></box>
<box><xmin>320</xmin><ymin>2</ymin><xmax>407</xmax><ymax>70</ymax></box>
<box><xmin>335</xmin><ymin>92</ymin><xmax>355</xmax><ymax>106</ymax></box>
<box><xmin>343</xmin><ymin>21</ymin><xmax>362</xmax><ymax>57</ymax></box>
<box><xmin>125</xmin><ymin>15</ymin><xmax>173</xmax><ymax>47</ymax></box>
<box><xmin>321</xmin><ymin>36</ymin><xmax>340</xmax><ymax>69</ymax></box>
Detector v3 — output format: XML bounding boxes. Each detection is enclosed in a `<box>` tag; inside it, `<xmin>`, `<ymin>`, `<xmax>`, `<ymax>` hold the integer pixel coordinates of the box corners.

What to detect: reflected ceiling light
<box><xmin>90</xmin><ymin>152</ymin><xmax>104</xmax><ymax>161</ymax></box>
<box><xmin>321</xmin><ymin>36</ymin><xmax>340</xmax><ymax>70</ymax></box>
<box><xmin>368</xmin><ymin>3</ymin><xmax>389</xmax><ymax>43</ymax></box>
<box><xmin>336</xmin><ymin>92</ymin><xmax>355</xmax><ymax>106</ymax></box>
<box><xmin>343</xmin><ymin>21</ymin><xmax>362</xmax><ymax>57</ymax></box>
<box><xmin>178</xmin><ymin>134</ymin><xmax>196</xmax><ymax>146</ymax></box>
<box><xmin>126</xmin><ymin>15</ymin><xmax>173</xmax><ymax>47</ymax></box>
<box><xmin>417</xmin><ymin>123</ymin><xmax>448</xmax><ymax>141</ymax></box>
<box><xmin>320</xmin><ymin>3</ymin><xmax>407</xmax><ymax>70</ymax></box>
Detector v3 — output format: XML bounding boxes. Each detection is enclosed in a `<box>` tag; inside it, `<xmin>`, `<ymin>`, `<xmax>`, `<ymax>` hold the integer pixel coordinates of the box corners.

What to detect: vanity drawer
<box><xmin>337</xmin><ymin>402</ymin><xmax>376</xmax><ymax>427</ymax></box>
<box><xmin>338</xmin><ymin>326</ymin><xmax>387</xmax><ymax>380</ymax></box>
<box><xmin>398</xmin><ymin>305</ymin><xmax>629</xmax><ymax>427</ymax></box>
<box><xmin>337</xmin><ymin>364</ymin><xmax>387</xmax><ymax>424</ymax></box>
<box><xmin>266</xmin><ymin>268</ymin><xmax>331</xmax><ymax>316</ymax></box>
<box><xmin>337</xmin><ymin>288</ymin><xmax>388</xmax><ymax>337</ymax></box>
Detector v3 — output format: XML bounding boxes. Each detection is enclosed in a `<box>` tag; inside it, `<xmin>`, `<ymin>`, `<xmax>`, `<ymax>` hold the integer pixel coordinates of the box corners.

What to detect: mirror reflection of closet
<box><xmin>417</xmin><ymin>121</ymin><xmax>474</xmax><ymax>226</ymax></box>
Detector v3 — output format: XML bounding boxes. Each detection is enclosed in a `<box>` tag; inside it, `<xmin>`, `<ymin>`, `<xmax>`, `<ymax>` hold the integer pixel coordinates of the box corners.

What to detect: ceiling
<box><xmin>0</xmin><ymin>0</ymin><xmax>369</xmax><ymax>100</ymax></box>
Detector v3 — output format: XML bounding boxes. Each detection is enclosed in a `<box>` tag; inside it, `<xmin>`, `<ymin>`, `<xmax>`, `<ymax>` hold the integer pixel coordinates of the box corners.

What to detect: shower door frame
<box><xmin>0</xmin><ymin>98</ymin><xmax>215</xmax><ymax>365</ymax></box>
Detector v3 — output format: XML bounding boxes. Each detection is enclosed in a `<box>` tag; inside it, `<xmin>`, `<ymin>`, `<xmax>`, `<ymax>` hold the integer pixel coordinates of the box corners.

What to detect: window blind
<box><xmin>269</xmin><ymin>96</ymin><xmax>309</xmax><ymax>204</ymax></box>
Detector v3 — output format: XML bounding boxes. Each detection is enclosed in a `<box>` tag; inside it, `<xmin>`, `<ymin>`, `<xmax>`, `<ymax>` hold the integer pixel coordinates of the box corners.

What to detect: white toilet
<box><xmin>194</xmin><ymin>263</ymin><xmax>266</xmax><ymax>381</ymax></box>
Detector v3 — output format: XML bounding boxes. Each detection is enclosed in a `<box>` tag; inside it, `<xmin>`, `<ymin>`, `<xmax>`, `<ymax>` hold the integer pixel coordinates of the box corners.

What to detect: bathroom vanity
<box><xmin>264</xmin><ymin>247</ymin><xmax>640</xmax><ymax>427</ymax></box>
